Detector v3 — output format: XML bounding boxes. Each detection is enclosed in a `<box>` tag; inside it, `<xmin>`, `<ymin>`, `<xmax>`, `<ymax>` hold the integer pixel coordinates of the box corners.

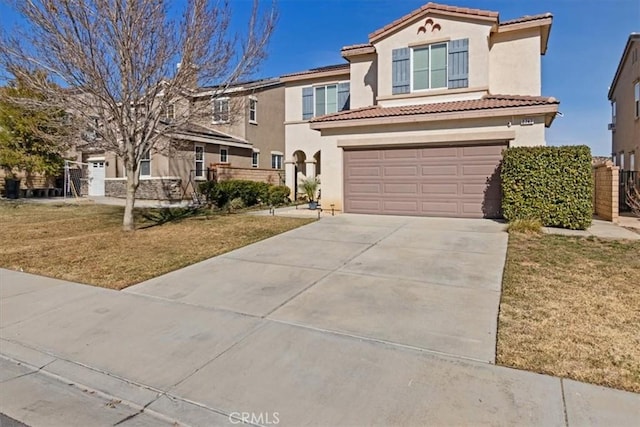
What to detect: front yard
<box><xmin>0</xmin><ymin>201</ymin><xmax>313</xmax><ymax>289</ymax></box>
<box><xmin>498</xmin><ymin>233</ymin><xmax>640</xmax><ymax>393</ymax></box>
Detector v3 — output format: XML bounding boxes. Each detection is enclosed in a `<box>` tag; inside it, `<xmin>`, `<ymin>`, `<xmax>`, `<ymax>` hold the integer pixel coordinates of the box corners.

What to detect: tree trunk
<box><xmin>123</xmin><ymin>161</ymin><xmax>139</xmax><ymax>231</ymax></box>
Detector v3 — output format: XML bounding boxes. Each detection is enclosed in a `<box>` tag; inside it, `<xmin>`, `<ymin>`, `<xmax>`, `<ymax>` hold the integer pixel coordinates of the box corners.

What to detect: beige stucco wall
<box><xmin>244</xmin><ymin>85</ymin><xmax>286</xmax><ymax>169</ymax></box>
<box><xmin>374</xmin><ymin>14</ymin><xmax>492</xmax><ymax>101</ymax></box>
<box><xmin>350</xmin><ymin>56</ymin><xmax>378</xmax><ymax>108</ymax></box>
<box><xmin>489</xmin><ymin>28</ymin><xmax>542</xmax><ymax>96</ymax></box>
<box><xmin>610</xmin><ymin>39</ymin><xmax>639</xmax><ymax>172</ymax></box>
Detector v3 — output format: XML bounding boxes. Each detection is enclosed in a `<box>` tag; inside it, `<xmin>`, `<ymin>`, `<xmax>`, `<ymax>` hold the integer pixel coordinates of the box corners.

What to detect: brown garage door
<box><xmin>343</xmin><ymin>144</ymin><xmax>505</xmax><ymax>218</ymax></box>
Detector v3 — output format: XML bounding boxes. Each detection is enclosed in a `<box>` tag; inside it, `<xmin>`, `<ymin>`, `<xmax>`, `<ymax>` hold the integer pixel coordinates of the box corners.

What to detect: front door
<box><xmin>88</xmin><ymin>161</ymin><xmax>105</xmax><ymax>196</ymax></box>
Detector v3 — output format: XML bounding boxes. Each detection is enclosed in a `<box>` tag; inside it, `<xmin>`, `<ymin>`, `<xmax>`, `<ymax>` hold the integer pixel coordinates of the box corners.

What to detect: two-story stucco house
<box><xmin>81</xmin><ymin>78</ymin><xmax>285</xmax><ymax>200</ymax></box>
<box><xmin>282</xmin><ymin>2</ymin><xmax>559</xmax><ymax>218</ymax></box>
<box><xmin>609</xmin><ymin>33</ymin><xmax>639</xmax><ymax>173</ymax></box>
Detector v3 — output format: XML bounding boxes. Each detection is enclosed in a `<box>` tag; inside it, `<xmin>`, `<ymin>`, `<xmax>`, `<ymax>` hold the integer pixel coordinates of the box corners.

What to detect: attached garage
<box><xmin>343</xmin><ymin>143</ymin><xmax>505</xmax><ymax>218</ymax></box>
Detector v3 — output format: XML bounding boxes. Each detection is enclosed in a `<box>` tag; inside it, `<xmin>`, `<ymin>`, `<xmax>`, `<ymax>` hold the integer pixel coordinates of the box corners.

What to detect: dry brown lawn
<box><xmin>0</xmin><ymin>201</ymin><xmax>313</xmax><ymax>289</ymax></box>
<box><xmin>498</xmin><ymin>233</ymin><xmax>640</xmax><ymax>392</ymax></box>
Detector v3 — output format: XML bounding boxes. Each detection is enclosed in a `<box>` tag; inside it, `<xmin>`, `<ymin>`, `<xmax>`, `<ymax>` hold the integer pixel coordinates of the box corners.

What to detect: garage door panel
<box><xmin>348</xmin><ymin>183</ymin><xmax>382</xmax><ymax>194</ymax></box>
<box><xmin>420</xmin><ymin>147</ymin><xmax>458</xmax><ymax>158</ymax></box>
<box><xmin>384</xmin><ymin>183</ymin><xmax>419</xmax><ymax>194</ymax></box>
<box><xmin>382</xmin><ymin>200</ymin><xmax>419</xmax><ymax>213</ymax></box>
<box><xmin>383</xmin><ymin>149</ymin><xmax>419</xmax><ymax>160</ymax></box>
<box><xmin>420</xmin><ymin>165</ymin><xmax>459</xmax><ymax>176</ymax></box>
<box><xmin>421</xmin><ymin>183</ymin><xmax>459</xmax><ymax>195</ymax></box>
<box><xmin>344</xmin><ymin>144</ymin><xmax>505</xmax><ymax>218</ymax></box>
<box><xmin>347</xmin><ymin>151</ymin><xmax>382</xmax><ymax>161</ymax></box>
<box><xmin>383</xmin><ymin>166</ymin><xmax>419</xmax><ymax>177</ymax></box>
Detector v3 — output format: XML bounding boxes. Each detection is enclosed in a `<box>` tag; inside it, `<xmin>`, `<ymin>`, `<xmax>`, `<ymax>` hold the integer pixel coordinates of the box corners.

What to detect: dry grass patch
<box><xmin>497</xmin><ymin>233</ymin><xmax>640</xmax><ymax>392</ymax></box>
<box><xmin>0</xmin><ymin>201</ymin><xmax>313</xmax><ymax>289</ymax></box>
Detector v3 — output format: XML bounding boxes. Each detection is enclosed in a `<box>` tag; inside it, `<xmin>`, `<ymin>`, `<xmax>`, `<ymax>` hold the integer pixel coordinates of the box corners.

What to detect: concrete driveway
<box><xmin>3</xmin><ymin>215</ymin><xmax>639</xmax><ymax>426</ymax></box>
<box><xmin>129</xmin><ymin>214</ymin><xmax>508</xmax><ymax>363</ymax></box>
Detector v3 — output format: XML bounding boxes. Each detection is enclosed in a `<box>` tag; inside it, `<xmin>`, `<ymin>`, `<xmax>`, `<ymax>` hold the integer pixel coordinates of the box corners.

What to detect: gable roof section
<box><xmin>496</xmin><ymin>12</ymin><xmax>553</xmax><ymax>55</ymax></box>
<box><xmin>500</xmin><ymin>12</ymin><xmax>552</xmax><ymax>26</ymax></box>
<box><xmin>309</xmin><ymin>95</ymin><xmax>559</xmax><ymax>128</ymax></box>
<box><xmin>609</xmin><ymin>33</ymin><xmax>640</xmax><ymax>100</ymax></box>
<box><xmin>281</xmin><ymin>63</ymin><xmax>350</xmax><ymax>82</ymax></box>
<box><xmin>369</xmin><ymin>2</ymin><xmax>498</xmax><ymax>43</ymax></box>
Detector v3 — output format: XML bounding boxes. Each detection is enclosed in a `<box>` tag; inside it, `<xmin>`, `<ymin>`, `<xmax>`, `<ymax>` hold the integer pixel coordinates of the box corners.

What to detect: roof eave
<box><xmin>369</xmin><ymin>7</ymin><xmax>498</xmax><ymax>44</ymax></box>
<box><xmin>609</xmin><ymin>34</ymin><xmax>640</xmax><ymax>99</ymax></box>
<box><xmin>495</xmin><ymin>17</ymin><xmax>553</xmax><ymax>55</ymax></box>
<box><xmin>309</xmin><ymin>104</ymin><xmax>559</xmax><ymax>130</ymax></box>
<box><xmin>280</xmin><ymin>68</ymin><xmax>351</xmax><ymax>83</ymax></box>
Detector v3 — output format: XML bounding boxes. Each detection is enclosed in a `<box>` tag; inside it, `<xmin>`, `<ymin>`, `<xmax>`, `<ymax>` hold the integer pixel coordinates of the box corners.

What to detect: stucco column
<box><xmin>305</xmin><ymin>160</ymin><xmax>317</xmax><ymax>179</ymax></box>
<box><xmin>284</xmin><ymin>161</ymin><xmax>295</xmax><ymax>199</ymax></box>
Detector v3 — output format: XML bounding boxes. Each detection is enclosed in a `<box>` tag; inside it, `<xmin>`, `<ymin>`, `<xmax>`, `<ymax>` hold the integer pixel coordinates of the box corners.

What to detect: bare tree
<box><xmin>0</xmin><ymin>0</ymin><xmax>277</xmax><ymax>230</ymax></box>
<box><xmin>627</xmin><ymin>185</ymin><xmax>640</xmax><ymax>217</ymax></box>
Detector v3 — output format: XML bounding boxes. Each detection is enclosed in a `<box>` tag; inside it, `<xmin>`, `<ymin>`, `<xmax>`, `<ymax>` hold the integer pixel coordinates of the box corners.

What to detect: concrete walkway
<box><xmin>1</xmin><ymin>215</ymin><xmax>639</xmax><ymax>426</ymax></box>
<box><xmin>543</xmin><ymin>218</ymin><xmax>640</xmax><ymax>240</ymax></box>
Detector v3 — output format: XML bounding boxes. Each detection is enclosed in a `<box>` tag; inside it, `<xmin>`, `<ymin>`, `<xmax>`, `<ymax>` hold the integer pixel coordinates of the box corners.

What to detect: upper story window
<box><xmin>213</xmin><ymin>98</ymin><xmax>229</xmax><ymax>123</ymax></box>
<box><xmin>165</xmin><ymin>104</ymin><xmax>175</xmax><ymax>121</ymax></box>
<box><xmin>612</xmin><ymin>101</ymin><xmax>617</xmax><ymax>123</ymax></box>
<box><xmin>412</xmin><ymin>43</ymin><xmax>447</xmax><ymax>91</ymax></box>
<box><xmin>140</xmin><ymin>150</ymin><xmax>151</xmax><ymax>177</ymax></box>
<box><xmin>392</xmin><ymin>38</ymin><xmax>468</xmax><ymax>95</ymax></box>
<box><xmin>249</xmin><ymin>97</ymin><xmax>257</xmax><ymax>124</ymax></box>
<box><xmin>635</xmin><ymin>82</ymin><xmax>639</xmax><ymax>118</ymax></box>
<box><xmin>302</xmin><ymin>82</ymin><xmax>350</xmax><ymax>120</ymax></box>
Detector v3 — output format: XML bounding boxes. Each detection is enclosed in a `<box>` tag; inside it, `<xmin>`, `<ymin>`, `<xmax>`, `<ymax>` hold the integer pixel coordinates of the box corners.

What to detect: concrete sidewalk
<box><xmin>2</xmin><ymin>270</ymin><xmax>639</xmax><ymax>426</ymax></box>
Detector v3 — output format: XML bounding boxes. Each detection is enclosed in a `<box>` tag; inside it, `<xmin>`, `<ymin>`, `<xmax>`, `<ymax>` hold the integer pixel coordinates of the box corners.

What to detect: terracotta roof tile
<box><xmin>281</xmin><ymin>63</ymin><xmax>350</xmax><ymax>78</ymax></box>
<box><xmin>369</xmin><ymin>2</ymin><xmax>499</xmax><ymax>41</ymax></box>
<box><xmin>342</xmin><ymin>43</ymin><xmax>374</xmax><ymax>51</ymax></box>
<box><xmin>500</xmin><ymin>12</ymin><xmax>552</xmax><ymax>26</ymax></box>
<box><xmin>309</xmin><ymin>95</ymin><xmax>559</xmax><ymax>123</ymax></box>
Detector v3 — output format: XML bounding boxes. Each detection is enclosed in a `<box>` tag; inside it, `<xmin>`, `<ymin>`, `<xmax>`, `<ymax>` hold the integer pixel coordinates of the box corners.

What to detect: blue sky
<box><xmin>2</xmin><ymin>0</ymin><xmax>639</xmax><ymax>155</ymax></box>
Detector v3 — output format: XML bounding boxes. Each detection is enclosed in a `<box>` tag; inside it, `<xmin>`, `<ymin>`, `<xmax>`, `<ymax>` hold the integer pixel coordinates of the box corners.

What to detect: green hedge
<box><xmin>501</xmin><ymin>145</ymin><xmax>593</xmax><ymax>230</ymax></box>
<box><xmin>198</xmin><ymin>180</ymin><xmax>290</xmax><ymax>208</ymax></box>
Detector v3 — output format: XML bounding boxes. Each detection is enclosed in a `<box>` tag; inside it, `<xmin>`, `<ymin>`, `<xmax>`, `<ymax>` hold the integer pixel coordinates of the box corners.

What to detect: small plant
<box><xmin>300</xmin><ymin>176</ymin><xmax>320</xmax><ymax>202</ymax></box>
<box><xmin>228</xmin><ymin>197</ymin><xmax>245</xmax><ymax>211</ymax></box>
<box><xmin>506</xmin><ymin>218</ymin><xmax>543</xmax><ymax>234</ymax></box>
<box><xmin>268</xmin><ymin>185</ymin><xmax>290</xmax><ymax>206</ymax></box>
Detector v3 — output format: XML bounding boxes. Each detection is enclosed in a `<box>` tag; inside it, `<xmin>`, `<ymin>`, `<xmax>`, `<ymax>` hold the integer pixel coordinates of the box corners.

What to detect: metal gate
<box><xmin>619</xmin><ymin>170</ymin><xmax>639</xmax><ymax>212</ymax></box>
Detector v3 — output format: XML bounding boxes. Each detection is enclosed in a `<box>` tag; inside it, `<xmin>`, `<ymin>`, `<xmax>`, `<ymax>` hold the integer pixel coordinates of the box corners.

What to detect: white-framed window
<box><xmin>315</xmin><ymin>84</ymin><xmax>338</xmax><ymax>116</ymax></box>
<box><xmin>249</xmin><ymin>97</ymin><xmax>257</xmax><ymax>124</ymax></box>
<box><xmin>213</xmin><ymin>98</ymin><xmax>230</xmax><ymax>123</ymax></box>
<box><xmin>140</xmin><ymin>150</ymin><xmax>151</xmax><ymax>177</ymax></box>
<box><xmin>412</xmin><ymin>43</ymin><xmax>447</xmax><ymax>91</ymax></box>
<box><xmin>220</xmin><ymin>147</ymin><xmax>229</xmax><ymax>163</ymax></box>
<box><xmin>611</xmin><ymin>101</ymin><xmax>617</xmax><ymax>123</ymax></box>
<box><xmin>612</xmin><ymin>153</ymin><xmax>617</xmax><ymax>166</ymax></box>
<box><xmin>252</xmin><ymin>151</ymin><xmax>259</xmax><ymax>168</ymax></box>
<box><xmin>630</xmin><ymin>152</ymin><xmax>636</xmax><ymax>171</ymax></box>
<box><xmin>165</xmin><ymin>104</ymin><xmax>175</xmax><ymax>121</ymax></box>
<box><xmin>271</xmin><ymin>153</ymin><xmax>283</xmax><ymax>169</ymax></box>
<box><xmin>195</xmin><ymin>144</ymin><xmax>205</xmax><ymax>178</ymax></box>
<box><xmin>619</xmin><ymin>152</ymin><xmax>625</xmax><ymax>170</ymax></box>
<box><xmin>634</xmin><ymin>82</ymin><xmax>639</xmax><ymax>118</ymax></box>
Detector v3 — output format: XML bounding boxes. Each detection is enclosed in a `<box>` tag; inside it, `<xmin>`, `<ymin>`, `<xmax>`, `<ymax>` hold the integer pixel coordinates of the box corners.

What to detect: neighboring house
<box><xmin>608</xmin><ymin>33</ymin><xmax>639</xmax><ymax>173</ymax></box>
<box><xmin>76</xmin><ymin>78</ymin><xmax>285</xmax><ymax>200</ymax></box>
<box><xmin>282</xmin><ymin>2</ymin><xmax>559</xmax><ymax>217</ymax></box>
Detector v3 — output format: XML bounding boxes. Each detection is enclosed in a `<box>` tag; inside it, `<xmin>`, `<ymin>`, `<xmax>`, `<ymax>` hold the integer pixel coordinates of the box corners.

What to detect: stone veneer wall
<box><xmin>214</xmin><ymin>165</ymin><xmax>284</xmax><ymax>185</ymax></box>
<box><xmin>105</xmin><ymin>178</ymin><xmax>183</xmax><ymax>200</ymax></box>
<box><xmin>592</xmin><ymin>162</ymin><xmax>619</xmax><ymax>222</ymax></box>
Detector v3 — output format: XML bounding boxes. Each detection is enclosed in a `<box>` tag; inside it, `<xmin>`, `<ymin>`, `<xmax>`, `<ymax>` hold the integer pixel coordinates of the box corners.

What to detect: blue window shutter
<box><xmin>302</xmin><ymin>87</ymin><xmax>314</xmax><ymax>119</ymax></box>
<box><xmin>392</xmin><ymin>48</ymin><xmax>410</xmax><ymax>94</ymax></box>
<box><xmin>338</xmin><ymin>82</ymin><xmax>350</xmax><ymax>111</ymax></box>
<box><xmin>448</xmin><ymin>39</ymin><xmax>469</xmax><ymax>89</ymax></box>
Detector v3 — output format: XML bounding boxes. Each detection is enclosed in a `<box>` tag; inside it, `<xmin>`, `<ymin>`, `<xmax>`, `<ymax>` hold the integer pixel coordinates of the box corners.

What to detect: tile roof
<box><xmin>310</xmin><ymin>95</ymin><xmax>559</xmax><ymax>123</ymax></box>
<box><xmin>500</xmin><ymin>13</ymin><xmax>553</xmax><ymax>26</ymax></box>
<box><xmin>341</xmin><ymin>43</ymin><xmax>374</xmax><ymax>51</ymax></box>
<box><xmin>369</xmin><ymin>2</ymin><xmax>498</xmax><ymax>41</ymax></box>
<box><xmin>176</xmin><ymin>122</ymin><xmax>250</xmax><ymax>145</ymax></box>
<box><xmin>281</xmin><ymin>63</ymin><xmax>350</xmax><ymax>78</ymax></box>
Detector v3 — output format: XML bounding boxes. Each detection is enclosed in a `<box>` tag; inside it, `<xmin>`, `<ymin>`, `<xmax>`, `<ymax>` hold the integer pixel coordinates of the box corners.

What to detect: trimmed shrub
<box><xmin>200</xmin><ymin>180</ymin><xmax>271</xmax><ymax>208</ymax></box>
<box><xmin>268</xmin><ymin>185</ymin><xmax>291</xmax><ymax>206</ymax></box>
<box><xmin>501</xmin><ymin>145</ymin><xmax>593</xmax><ymax>230</ymax></box>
